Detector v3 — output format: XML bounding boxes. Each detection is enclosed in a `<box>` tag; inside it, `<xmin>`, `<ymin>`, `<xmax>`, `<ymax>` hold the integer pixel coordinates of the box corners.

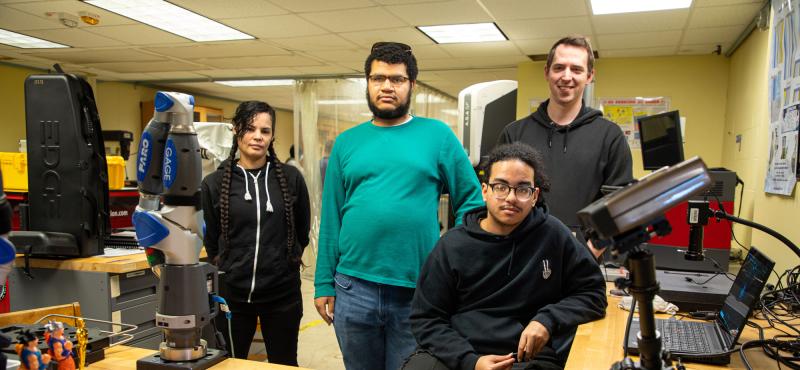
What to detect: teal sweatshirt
<box><xmin>314</xmin><ymin>116</ymin><xmax>483</xmax><ymax>298</ymax></box>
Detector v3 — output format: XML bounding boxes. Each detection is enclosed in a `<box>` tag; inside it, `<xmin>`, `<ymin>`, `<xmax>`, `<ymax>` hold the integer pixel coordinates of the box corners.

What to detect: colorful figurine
<box><xmin>14</xmin><ymin>330</ymin><xmax>51</xmax><ymax>370</ymax></box>
<box><xmin>44</xmin><ymin>321</ymin><xmax>76</xmax><ymax>370</ymax></box>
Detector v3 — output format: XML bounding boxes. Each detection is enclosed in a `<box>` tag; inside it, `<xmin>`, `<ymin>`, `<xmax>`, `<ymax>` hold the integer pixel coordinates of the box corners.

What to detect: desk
<box><xmin>91</xmin><ymin>346</ymin><xmax>312</xmax><ymax>370</ymax></box>
<box><xmin>565</xmin><ymin>284</ymin><xmax>784</xmax><ymax>369</ymax></box>
<box><xmin>9</xmin><ymin>250</ymin><xmax>208</xmax><ymax>349</ymax></box>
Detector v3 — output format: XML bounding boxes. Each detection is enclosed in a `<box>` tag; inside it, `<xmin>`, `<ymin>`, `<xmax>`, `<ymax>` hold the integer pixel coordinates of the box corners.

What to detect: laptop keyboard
<box><xmin>661</xmin><ymin>320</ymin><xmax>712</xmax><ymax>353</ymax></box>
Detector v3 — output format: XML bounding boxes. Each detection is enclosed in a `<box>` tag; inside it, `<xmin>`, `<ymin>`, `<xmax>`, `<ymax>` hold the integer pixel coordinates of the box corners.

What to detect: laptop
<box><xmin>626</xmin><ymin>246</ymin><xmax>775</xmax><ymax>365</ymax></box>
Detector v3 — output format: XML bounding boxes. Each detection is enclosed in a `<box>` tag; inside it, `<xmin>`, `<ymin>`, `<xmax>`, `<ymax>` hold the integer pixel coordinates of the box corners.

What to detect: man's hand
<box><xmin>474</xmin><ymin>354</ymin><xmax>515</xmax><ymax>370</ymax></box>
<box><xmin>314</xmin><ymin>296</ymin><xmax>335</xmax><ymax>325</ymax></box>
<box><xmin>517</xmin><ymin>321</ymin><xmax>550</xmax><ymax>362</ymax></box>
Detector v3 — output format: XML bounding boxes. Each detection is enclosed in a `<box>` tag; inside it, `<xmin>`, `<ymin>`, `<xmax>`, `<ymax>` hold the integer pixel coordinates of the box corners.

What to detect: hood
<box><xmin>462</xmin><ymin>204</ymin><xmax>549</xmax><ymax>275</ymax></box>
<box><xmin>530</xmin><ymin>99</ymin><xmax>603</xmax><ymax>153</ymax></box>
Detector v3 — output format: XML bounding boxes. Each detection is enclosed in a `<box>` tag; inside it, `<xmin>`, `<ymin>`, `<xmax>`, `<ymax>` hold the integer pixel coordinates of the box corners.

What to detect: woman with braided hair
<box><xmin>201</xmin><ymin>100</ymin><xmax>310</xmax><ymax>365</ymax></box>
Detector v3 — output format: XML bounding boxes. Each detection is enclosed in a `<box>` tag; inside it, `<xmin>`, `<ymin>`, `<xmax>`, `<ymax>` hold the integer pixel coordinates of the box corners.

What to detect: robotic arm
<box><xmin>132</xmin><ymin>92</ymin><xmax>223</xmax><ymax>368</ymax></box>
<box><xmin>133</xmin><ymin>91</ymin><xmax>204</xmax><ymax>266</ymax></box>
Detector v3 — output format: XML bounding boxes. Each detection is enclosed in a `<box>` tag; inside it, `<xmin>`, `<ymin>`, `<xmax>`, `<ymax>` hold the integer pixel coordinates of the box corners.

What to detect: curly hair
<box><xmin>219</xmin><ymin>101</ymin><xmax>300</xmax><ymax>266</ymax></box>
<box><xmin>482</xmin><ymin>143</ymin><xmax>551</xmax><ymax>205</ymax></box>
<box><xmin>364</xmin><ymin>42</ymin><xmax>418</xmax><ymax>81</ymax></box>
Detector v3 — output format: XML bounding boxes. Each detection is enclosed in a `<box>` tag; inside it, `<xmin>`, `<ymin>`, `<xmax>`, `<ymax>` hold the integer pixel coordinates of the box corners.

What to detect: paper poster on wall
<box><xmin>765</xmin><ymin>0</ymin><xmax>800</xmax><ymax>195</ymax></box>
<box><xmin>597</xmin><ymin>97</ymin><xmax>670</xmax><ymax>149</ymax></box>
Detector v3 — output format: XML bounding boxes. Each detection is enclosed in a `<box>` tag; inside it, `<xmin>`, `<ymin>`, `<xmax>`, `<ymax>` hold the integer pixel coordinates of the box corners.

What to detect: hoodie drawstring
<box><xmin>238</xmin><ymin>165</ymin><xmax>254</xmax><ymax>201</ymax></box>
<box><xmin>547</xmin><ymin>125</ymin><xmax>555</xmax><ymax>148</ymax></box>
<box><xmin>507</xmin><ymin>239</ymin><xmax>516</xmax><ymax>276</ymax></box>
<box><xmin>563</xmin><ymin>125</ymin><xmax>570</xmax><ymax>153</ymax></box>
<box><xmin>263</xmin><ymin>162</ymin><xmax>273</xmax><ymax>213</ymax></box>
<box><xmin>238</xmin><ymin>163</ymin><xmax>273</xmax><ymax>212</ymax></box>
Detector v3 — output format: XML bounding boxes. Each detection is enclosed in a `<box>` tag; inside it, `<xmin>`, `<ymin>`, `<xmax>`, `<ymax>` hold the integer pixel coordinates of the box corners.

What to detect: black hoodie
<box><xmin>201</xmin><ymin>158</ymin><xmax>310</xmax><ymax>304</ymax></box>
<box><xmin>410</xmin><ymin>205</ymin><xmax>606</xmax><ymax>370</ymax></box>
<box><xmin>498</xmin><ymin>100</ymin><xmax>633</xmax><ymax>228</ymax></box>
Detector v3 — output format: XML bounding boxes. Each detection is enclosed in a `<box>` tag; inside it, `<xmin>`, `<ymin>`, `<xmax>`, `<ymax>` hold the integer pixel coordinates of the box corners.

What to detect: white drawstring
<box><xmin>238</xmin><ymin>165</ymin><xmax>253</xmax><ymax>200</ymax></box>
<box><xmin>264</xmin><ymin>162</ymin><xmax>273</xmax><ymax>213</ymax></box>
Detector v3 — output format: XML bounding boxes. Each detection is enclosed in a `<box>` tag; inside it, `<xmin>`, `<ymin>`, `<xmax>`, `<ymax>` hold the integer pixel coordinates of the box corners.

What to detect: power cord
<box><xmin>211</xmin><ymin>295</ymin><xmax>234</xmax><ymax>358</ymax></box>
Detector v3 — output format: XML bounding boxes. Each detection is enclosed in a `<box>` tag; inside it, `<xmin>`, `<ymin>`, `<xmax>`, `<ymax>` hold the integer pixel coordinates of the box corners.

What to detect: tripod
<box><xmin>603</xmin><ymin>218</ymin><xmax>677</xmax><ymax>370</ymax></box>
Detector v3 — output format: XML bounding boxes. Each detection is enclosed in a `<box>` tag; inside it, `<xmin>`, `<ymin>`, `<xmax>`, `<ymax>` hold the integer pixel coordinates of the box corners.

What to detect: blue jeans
<box><xmin>333</xmin><ymin>272</ymin><xmax>417</xmax><ymax>370</ymax></box>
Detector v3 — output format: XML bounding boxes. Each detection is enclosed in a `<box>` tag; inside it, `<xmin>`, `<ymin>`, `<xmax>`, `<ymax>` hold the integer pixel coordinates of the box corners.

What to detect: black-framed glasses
<box><xmin>371</xmin><ymin>41</ymin><xmax>412</xmax><ymax>53</ymax></box>
<box><xmin>368</xmin><ymin>74</ymin><xmax>410</xmax><ymax>86</ymax></box>
<box><xmin>487</xmin><ymin>183</ymin><xmax>537</xmax><ymax>201</ymax></box>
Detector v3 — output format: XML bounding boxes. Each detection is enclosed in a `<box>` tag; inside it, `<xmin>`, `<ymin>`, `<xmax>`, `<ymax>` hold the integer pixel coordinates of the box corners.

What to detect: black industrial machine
<box><xmin>10</xmin><ymin>67</ymin><xmax>110</xmax><ymax>258</ymax></box>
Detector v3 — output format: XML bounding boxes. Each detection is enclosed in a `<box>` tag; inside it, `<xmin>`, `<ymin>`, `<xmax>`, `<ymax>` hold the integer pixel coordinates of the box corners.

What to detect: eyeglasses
<box><xmin>368</xmin><ymin>74</ymin><xmax>410</xmax><ymax>86</ymax></box>
<box><xmin>487</xmin><ymin>183</ymin><xmax>537</xmax><ymax>201</ymax></box>
<box><xmin>371</xmin><ymin>42</ymin><xmax>412</xmax><ymax>53</ymax></box>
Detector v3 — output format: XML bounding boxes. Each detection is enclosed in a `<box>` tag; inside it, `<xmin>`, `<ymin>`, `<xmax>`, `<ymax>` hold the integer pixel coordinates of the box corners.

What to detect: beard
<box><xmin>367</xmin><ymin>88</ymin><xmax>412</xmax><ymax>120</ymax></box>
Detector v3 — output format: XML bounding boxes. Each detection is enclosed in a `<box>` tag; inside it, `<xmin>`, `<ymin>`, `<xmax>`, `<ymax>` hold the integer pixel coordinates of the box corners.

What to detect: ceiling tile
<box><xmin>677</xmin><ymin>43</ymin><xmax>731</xmax><ymax>55</ymax></box>
<box><xmin>497</xmin><ymin>17</ymin><xmax>591</xmax><ymax>40</ymax></box>
<box><xmin>600</xmin><ymin>46</ymin><xmax>677</xmax><ymax>58</ymax></box>
<box><xmin>224</xmin><ymin>14</ymin><xmax>328</xmax><ymax>39</ymax></box>
<box><xmin>439</xmin><ymin>41</ymin><xmax>523</xmax><ymax>58</ymax></box>
<box><xmin>299</xmin><ymin>7</ymin><xmax>406</xmax><ymax>33</ymax></box>
<box><xmin>7</xmin><ymin>0</ymin><xmax>137</xmax><ymax>27</ymax></box>
<box><xmin>96</xmin><ymin>71</ymin><xmax>157</xmax><ymax>81</ymax></box>
<box><xmin>592</xmin><ymin>9</ymin><xmax>689</xmax><ymax>34</ymax></box>
<box><xmin>199</xmin><ymin>54</ymin><xmax>322</xmax><ymax>69</ymax></box>
<box><xmin>338</xmin><ymin>27</ymin><xmax>434</xmax><ymax>48</ymax></box>
<box><xmin>24</xmin><ymin>28</ymin><xmax>125</xmax><ymax>47</ymax></box>
<box><xmin>145</xmin><ymin>71</ymin><xmax>209</xmax><ymax>80</ymax></box>
<box><xmin>145</xmin><ymin>41</ymin><xmax>290</xmax><ymax>59</ymax></box>
<box><xmin>306</xmin><ymin>49</ymin><xmax>366</xmax><ymax>63</ymax></box>
<box><xmin>19</xmin><ymin>48</ymin><xmax>162</xmax><ymax>64</ymax></box>
<box><xmin>0</xmin><ymin>5</ymin><xmax>65</xmax><ymax>31</ymax></box>
<box><xmin>374</xmin><ymin>0</ymin><xmax>449</xmax><ymax>4</ymax></box>
<box><xmin>266</xmin><ymin>0</ymin><xmax>376</xmax><ymax>13</ymax></box>
<box><xmin>270</xmin><ymin>34</ymin><xmax>358</xmax><ymax>51</ymax></box>
<box><xmin>385</xmin><ymin>1</ymin><xmax>491</xmax><ymax>25</ymax></box>
<box><xmin>84</xmin><ymin>24</ymin><xmax>189</xmax><ymax>45</ymax></box>
<box><xmin>482</xmin><ymin>0</ymin><xmax>588</xmax><ymax>21</ymax></box>
<box><xmin>410</xmin><ymin>44</ymin><xmax>453</xmax><ymax>59</ymax></box>
<box><xmin>513</xmin><ymin>38</ymin><xmax>558</xmax><ymax>55</ymax></box>
<box><xmin>293</xmin><ymin>65</ymin><xmax>359</xmax><ymax>74</ymax></box>
<box><xmin>682</xmin><ymin>25</ymin><xmax>743</xmax><ymax>45</ymax></box>
<box><xmin>85</xmin><ymin>60</ymin><xmax>205</xmax><ymax>73</ymax></box>
<box><xmin>192</xmin><ymin>69</ymin><xmax>256</xmax><ymax>79</ymax></box>
<box><xmin>170</xmin><ymin>0</ymin><xmax>288</xmax><ymax>18</ymax></box>
<box><xmin>688</xmin><ymin>3</ymin><xmax>763</xmax><ymax>28</ymax></box>
<box><xmin>241</xmin><ymin>67</ymin><xmax>300</xmax><ymax>76</ymax></box>
<box><xmin>596</xmin><ymin>30</ymin><xmax>683</xmax><ymax>50</ymax></box>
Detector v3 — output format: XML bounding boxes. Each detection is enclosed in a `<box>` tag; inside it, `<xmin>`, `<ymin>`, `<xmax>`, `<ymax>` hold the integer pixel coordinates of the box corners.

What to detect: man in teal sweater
<box><xmin>314</xmin><ymin>42</ymin><xmax>483</xmax><ymax>370</ymax></box>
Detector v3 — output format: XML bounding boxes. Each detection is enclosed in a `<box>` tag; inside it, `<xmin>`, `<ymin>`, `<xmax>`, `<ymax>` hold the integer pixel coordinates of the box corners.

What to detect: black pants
<box><xmin>400</xmin><ymin>350</ymin><xmax>563</xmax><ymax>370</ymax></box>
<box><xmin>216</xmin><ymin>298</ymin><xmax>303</xmax><ymax>366</ymax></box>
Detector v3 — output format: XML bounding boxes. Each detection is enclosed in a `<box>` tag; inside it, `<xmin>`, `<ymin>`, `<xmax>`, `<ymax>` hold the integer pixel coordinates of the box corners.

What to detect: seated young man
<box><xmin>406</xmin><ymin>143</ymin><xmax>607</xmax><ymax>370</ymax></box>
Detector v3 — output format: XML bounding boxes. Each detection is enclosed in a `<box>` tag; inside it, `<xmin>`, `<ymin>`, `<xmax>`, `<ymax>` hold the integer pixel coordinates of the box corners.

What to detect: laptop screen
<box><xmin>717</xmin><ymin>247</ymin><xmax>775</xmax><ymax>344</ymax></box>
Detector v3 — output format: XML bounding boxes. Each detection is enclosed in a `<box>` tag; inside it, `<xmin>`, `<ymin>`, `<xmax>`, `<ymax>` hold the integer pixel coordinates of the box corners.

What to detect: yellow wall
<box><xmin>0</xmin><ymin>63</ymin><xmax>293</xmax><ymax>180</ymax></box>
<box><xmin>517</xmin><ymin>55</ymin><xmax>730</xmax><ymax>179</ymax></box>
<box><xmin>724</xmin><ymin>28</ymin><xmax>800</xmax><ymax>275</ymax></box>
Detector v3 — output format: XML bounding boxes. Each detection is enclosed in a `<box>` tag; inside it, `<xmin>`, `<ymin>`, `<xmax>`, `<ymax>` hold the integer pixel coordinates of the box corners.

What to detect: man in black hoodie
<box><xmin>406</xmin><ymin>143</ymin><xmax>606</xmax><ymax>370</ymax></box>
<box><xmin>497</xmin><ymin>35</ymin><xmax>632</xmax><ymax>258</ymax></box>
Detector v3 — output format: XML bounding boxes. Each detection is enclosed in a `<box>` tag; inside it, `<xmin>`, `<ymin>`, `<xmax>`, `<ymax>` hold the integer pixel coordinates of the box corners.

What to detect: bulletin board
<box><xmin>765</xmin><ymin>0</ymin><xmax>800</xmax><ymax>195</ymax></box>
<box><xmin>597</xmin><ymin>97</ymin><xmax>671</xmax><ymax>149</ymax></box>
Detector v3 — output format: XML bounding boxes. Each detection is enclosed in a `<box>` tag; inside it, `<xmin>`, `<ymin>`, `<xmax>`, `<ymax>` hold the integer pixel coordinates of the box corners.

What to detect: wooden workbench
<box><xmin>565</xmin><ymin>283</ymin><xmax>785</xmax><ymax>369</ymax></box>
<box><xmin>14</xmin><ymin>249</ymin><xmax>207</xmax><ymax>274</ymax></box>
<box><xmin>91</xmin><ymin>345</ymin><xmax>312</xmax><ymax>370</ymax></box>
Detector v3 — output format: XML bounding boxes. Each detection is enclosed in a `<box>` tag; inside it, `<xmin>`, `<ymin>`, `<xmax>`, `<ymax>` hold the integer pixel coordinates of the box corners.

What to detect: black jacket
<box><xmin>201</xmin><ymin>159</ymin><xmax>310</xmax><ymax>304</ymax></box>
<box><xmin>498</xmin><ymin>100</ymin><xmax>633</xmax><ymax>227</ymax></box>
<box><xmin>410</xmin><ymin>206</ymin><xmax>607</xmax><ymax>370</ymax></box>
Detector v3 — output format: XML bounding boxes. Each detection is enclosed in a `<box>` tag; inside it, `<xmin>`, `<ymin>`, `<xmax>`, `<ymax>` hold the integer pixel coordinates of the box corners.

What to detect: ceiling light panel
<box><xmin>590</xmin><ymin>0</ymin><xmax>692</xmax><ymax>15</ymax></box>
<box><xmin>0</xmin><ymin>29</ymin><xmax>69</xmax><ymax>48</ymax></box>
<box><xmin>417</xmin><ymin>23</ymin><xmax>507</xmax><ymax>44</ymax></box>
<box><xmin>84</xmin><ymin>0</ymin><xmax>254</xmax><ymax>42</ymax></box>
